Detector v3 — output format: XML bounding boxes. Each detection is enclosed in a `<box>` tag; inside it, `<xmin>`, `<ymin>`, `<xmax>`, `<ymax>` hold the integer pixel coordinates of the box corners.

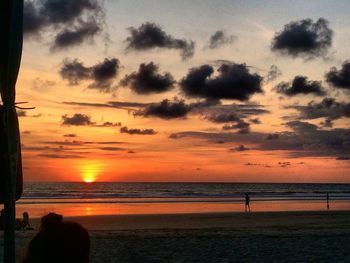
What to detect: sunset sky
<box><xmin>15</xmin><ymin>0</ymin><xmax>350</xmax><ymax>182</ymax></box>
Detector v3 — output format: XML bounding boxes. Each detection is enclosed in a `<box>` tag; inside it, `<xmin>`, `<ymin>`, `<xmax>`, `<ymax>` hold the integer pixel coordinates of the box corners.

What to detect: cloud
<box><xmin>94</xmin><ymin>122</ymin><xmax>122</xmax><ymax>127</ymax></box>
<box><xmin>23</xmin><ymin>0</ymin><xmax>104</xmax><ymax>49</ymax></box>
<box><xmin>286</xmin><ymin>120</ymin><xmax>318</xmax><ymax>133</ymax></box>
<box><xmin>120</xmin><ymin>126</ymin><xmax>156</xmax><ymax>135</ymax></box>
<box><xmin>62</xmin><ymin>113</ymin><xmax>95</xmax><ymax>126</ymax></box>
<box><xmin>38</xmin><ymin>153</ymin><xmax>84</xmax><ymax>159</ymax></box>
<box><xmin>32</xmin><ymin>78</ymin><xmax>56</xmax><ymax>91</ymax></box>
<box><xmin>250</xmin><ymin>118</ymin><xmax>261</xmax><ymax>124</ymax></box>
<box><xmin>63</xmin><ymin>134</ymin><xmax>77</xmax><ymax>137</ymax></box>
<box><xmin>180</xmin><ymin>63</ymin><xmax>263</xmax><ymax>101</ymax></box>
<box><xmin>60</xmin><ymin>59</ymin><xmax>91</xmax><ymax>85</ymax></box>
<box><xmin>125</xmin><ymin>22</ymin><xmax>195</xmax><ymax>60</ymax></box>
<box><xmin>288</xmin><ymin>97</ymin><xmax>350</xmax><ymax>122</ymax></box>
<box><xmin>120</xmin><ymin>62</ymin><xmax>175</xmax><ymax>94</ymax></box>
<box><xmin>51</xmin><ymin>19</ymin><xmax>101</xmax><ymax>51</ymax></box>
<box><xmin>208</xmin><ymin>30</ymin><xmax>235</xmax><ymax>49</ymax></box>
<box><xmin>60</xmin><ymin>58</ymin><xmax>120</xmax><ymax>92</ymax></box>
<box><xmin>274</xmin><ymin>76</ymin><xmax>326</xmax><ymax>96</ymax></box>
<box><xmin>134</xmin><ymin>99</ymin><xmax>192</xmax><ymax>119</ymax></box>
<box><xmin>222</xmin><ymin>119</ymin><xmax>250</xmax><ymax>134</ymax></box>
<box><xmin>271</xmin><ymin>18</ymin><xmax>333</xmax><ymax>59</ymax></box>
<box><xmin>265</xmin><ymin>65</ymin><xmax>282</xmax><ymax>83</ymax></box>
<box><xmin>325</xmin><ymin>61</ymin><xmax>350</xmax><ymax>91</ymax></box>
<box><xmin>89</xmin><ymin>58</ymin><xmax>120</xmax><ymax>92</ymax></box>
<box><xmin>232</xmin><ymin>145</ymin><xmax>250</xmax><ymax>151</ymax></box>
<box><xmin>63</xmin><ymin>101</ymin><xmax>149</xmax><ymax>110</ymax></box>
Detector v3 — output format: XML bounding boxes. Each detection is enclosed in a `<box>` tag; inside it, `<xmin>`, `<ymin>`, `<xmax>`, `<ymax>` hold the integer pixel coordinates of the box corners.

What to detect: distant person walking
<box><xmin>326</xmin><ymin>193</ymin><xmax>330</xmax><ymax>210</ymax></box>
<box><xmin>245</xmin><ymin>193</ymin><xmax>251</xmax><ymax>212</ymax></box>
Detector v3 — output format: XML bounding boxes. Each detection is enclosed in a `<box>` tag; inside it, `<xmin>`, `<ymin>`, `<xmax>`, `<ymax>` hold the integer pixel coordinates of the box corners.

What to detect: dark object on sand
<box><xmin>23</xmin><ymin>213</ymin><xmax>90</xmax><ymax>263</ymax></box>
<box><xmin>245</xmin><ymin>193</ymin><xmax>251</xmax><ymax>212</ymax></box>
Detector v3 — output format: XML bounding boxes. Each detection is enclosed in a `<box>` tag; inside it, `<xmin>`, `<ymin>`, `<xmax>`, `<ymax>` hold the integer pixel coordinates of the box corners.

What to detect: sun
<box><xmin>79</xmin><ymin>161</ymin><xmax>102</xmax><ymax>183</ymax></box>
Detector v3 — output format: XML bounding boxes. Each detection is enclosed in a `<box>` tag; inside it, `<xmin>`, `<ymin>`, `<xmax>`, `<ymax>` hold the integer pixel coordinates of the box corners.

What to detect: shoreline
<box><xmin>9</xmin><ymin>199</ymin><xmax>350</xmax><ymax>218</ymax></box>
<box><xmin>2</xmin><ymin>210</ymin><xmax>350</xmax><ymax>262</ymax></box>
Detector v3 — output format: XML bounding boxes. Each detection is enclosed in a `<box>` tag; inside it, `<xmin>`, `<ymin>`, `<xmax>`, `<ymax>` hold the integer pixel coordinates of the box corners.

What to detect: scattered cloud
<box><xmin>271</xmin><ymin>18</ymin><xmax>333</xmax><ymax>59</ymax></box>
<box><xmin>120</xmin><ymin>62</ymin><xmax>175</xmax><ymax>94</ymax></box>
<box><xmin>23</xmin><ymin>0</ymin><xmax>104</xmax><ymax>49</ymax></box>
<box><xmin>265</xmin><ymin>65</ymin><xmax>282</xmax><ymax>83</ymax></box>
<box><xmin>120</xmin><ymin>126</ymin><xmax>157</xmax><ymax>135</ymax></box>
<box><xmin>61</xmin><ymin>113</ymin><xmax>95</xmax><ymax>126</ymax></box>
<box><xmin>325</xmin><ymin>61</ymin><xmax>350</xmax><ymax>91</ymax></box>
<box><xmin>274</xmin><ymin>76</ymin><xmax>326</xmax><ymax>96</ymax></box>
<box><xmin>60</xmin><ymin>58</ymin><xmax>120</xmax><ymax>92</ymax></box>
<box><xmin>208</xmin><ymin>30</ymin><xmax>236</xmax><ymax>49</ymax></box>
<box><xmin>125</xmin><ymin>22</ymin><xmax>195</xmax><ymax>60</ymax></box>
<box><xmin>180</xmin><ymin>63</ymin><xmax>263</xmax><ymax>101</ymax></box>
<box><xmin>134</xmin><ymin>99</ymin><xmax>192</xmax><ymax>119</ymax></box>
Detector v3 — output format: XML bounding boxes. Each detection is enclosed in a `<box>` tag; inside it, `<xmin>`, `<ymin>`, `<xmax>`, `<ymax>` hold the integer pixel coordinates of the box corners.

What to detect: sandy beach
<box><xmin>2</xmin><ymin>210</ymin><xmax>350</xmax><ymax>262</ymax></box>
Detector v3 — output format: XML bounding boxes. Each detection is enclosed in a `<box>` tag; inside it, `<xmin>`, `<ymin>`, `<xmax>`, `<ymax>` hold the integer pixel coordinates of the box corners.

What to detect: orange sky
<box><xmin>9</xmin><ymin>0</ymin><xmax>350</xmax><ymax>182</ymax></box>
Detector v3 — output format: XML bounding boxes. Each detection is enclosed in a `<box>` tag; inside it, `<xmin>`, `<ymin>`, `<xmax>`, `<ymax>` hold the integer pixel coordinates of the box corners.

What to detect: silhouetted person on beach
<box><xmin>23</xmin><ymin>213</ymin><xmax>90</xmax><ymax>263</ymax></box>
<box><xmin>15</xmin><ymin>212</ymin><xmax>33</xmax><ymax>230</ymax></box>
<box><xmin>245</xmin><ymin>193</ymin><xmax>250</xmax><ymax>212</ymax></box>
<box><xmin>326</xmin><ymin>193</ymin><xmax>330</xmax><ymax>210</ymax></box>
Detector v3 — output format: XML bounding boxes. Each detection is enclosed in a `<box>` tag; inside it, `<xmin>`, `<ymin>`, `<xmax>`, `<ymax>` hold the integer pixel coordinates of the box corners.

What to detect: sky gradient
<box><xmin>13</xmin><ymin>0</ymin><xmax>350</xmax><ymax>182</ymax></box>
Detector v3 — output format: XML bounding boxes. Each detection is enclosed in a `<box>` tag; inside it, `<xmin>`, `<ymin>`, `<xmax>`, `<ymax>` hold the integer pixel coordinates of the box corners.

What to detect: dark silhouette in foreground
<box><xmin>245</xmin><ymin>193</ymin><xmax>250</xmax><ymax>212</ymax></box>
<box><xmin>326</xmin><ymin>193</ymin><xmax>330</xmax><ymax>210</ymax></box>
<box><xmin>23</xmin><ymin>213</ymin><xmax>90</xmax><ymax>263</ymax></box>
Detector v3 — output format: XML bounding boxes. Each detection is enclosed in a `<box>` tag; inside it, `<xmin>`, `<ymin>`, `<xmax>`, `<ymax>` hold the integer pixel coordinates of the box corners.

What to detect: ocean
<box><xmin>7</xmin><ymin>182</ymin><xmax>350</xmax><ymax>217</ymax></box>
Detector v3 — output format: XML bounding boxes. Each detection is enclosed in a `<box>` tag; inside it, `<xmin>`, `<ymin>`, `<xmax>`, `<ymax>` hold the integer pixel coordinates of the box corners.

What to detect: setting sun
<box><xmin>79</xmin><ymin>161</ymin><xmax>102</xmax><ymax>183</ymax></box>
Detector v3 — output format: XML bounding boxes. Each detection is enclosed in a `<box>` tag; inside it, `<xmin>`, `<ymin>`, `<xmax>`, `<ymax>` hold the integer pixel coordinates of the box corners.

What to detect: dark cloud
<box><xmin>180</xmin><ymin>63</ymin><xmax>263</xmax><ymax>101</ymax></box>
<box><xmin>52</xmin><ymin>19</ymin><xmax>101</xmax><ymax>51</ymax></box>
<box><xmin>38</xmin><ymin>153</ymin><xmax>84</xmax><ymax>159</ymax></box>
<box><xmin>274</xmin><ymin>76</ymin><xmax>326</xmax><ymax>96</ymax></box>
<box><xmin>288</xmin><ymin>97</ymin><xmax>350</xmax><ymax>122</ymax></box>
<box><xmin>325</xmin><ymin>61</ymin><xmax>350</xmax><ymax>90</ymax></box>
<box><xmin>232</xmin><ymin>145</ymin><xmax>250</xmax><ymax>152</ymax></box>
<box><xmin>24</xmin><ymin>0</ymin><xmax>104</xmax><ymax>49</ymax></box>
<box><xmin>95</xmin><ymin>122</ymin><xmax>122</xmax><ymax>127</ymax></box>
<box><xmin>60</xmin><ymin>59</ymin><xmax>91</xmax><ymax>85</ymax></box>
<box><xmin>205</xmin><ymin>112</ymin><xmax>241</xmax><ymax>123</ymax></box>
<box><xmin>89</xmin><ymin>58</ymin><xmax>120</xmax><ymax>92</ymax></box>
<box><xmin>63</xmin><ymin>101</ymin><xmax>149</xmax><ymax>110</ymax></box>
<box><xmin>265</xmin><ymin>133</ymin><xmax>279</xmax><ymax>140</ymax></box>
<box><xmin>265</xmin><ymin>65</ymin><xmax>282</xmax><ymax>83</ymax></box>
<box><xmin>222</xmin><ymin>119</ymin><xmax>250</xmax><ymax>134</ymax></box>
<box><xmin>125</xmin><ymin>22</ymin><xmax>195</xmax><ymax>60</ymax></box>
<box><xmin>62</xmin><ymin>113</ymin><xmax>95</xmax><ymax>126</ymax></box>
<box><xmin>120</xmin><ymin>126</ymin><xmax>156</xmax><ymax>135</ymax></box>
<box><xmin>250</xmin><ymin>118</ymin><xmax>261</xmax><ymax>124</ymax></box>
<box><xmin>169</xmin><ymin>127</ymin><xmax>350</xmax><ymax>158</ymax></box>
<box><xmin>134</xmin><ymin>99</ymin><xmax>192</xmax><ymax>119</ymax></box>
<box><xmin>208</xmin><ymin>30</ymin><xmax>235</xmax><ymax>49</ymax></box>
<box><xmin>22</xmin><ymin>130</ymin><xmax>31</xmax><ymax>135</ymax></box>
<box><xmin>23</xmin><ymin>1</ymin><xmax>46</xmax><ymax>36</ymax></box>
<box><xmin>120</xmin><ymin>62</ymin><xmax>175</xmax><ymax>94</ymax></box>
<box><xmin>63</xmin><ymin>134</ymin><xmax>77</xmax><ymax>137</ymax></box>
<box><xmin>286</xmin><ymin>120</ymin><xmax>318</xmax><ymax>133</ymax></box>
<box><xmin>271</xmin><ymin>18</ymin><xmax>333</xmax><ymax>59</ymax></box>
<box><xmin>60</xmin><ymin>58</ymin><xmax>120</xmax><ymax>92</ymax></box>
<box><xmin>99</xmin><ymin>147</ymin><xmax>124</xmax><ymax>151</ymax></box>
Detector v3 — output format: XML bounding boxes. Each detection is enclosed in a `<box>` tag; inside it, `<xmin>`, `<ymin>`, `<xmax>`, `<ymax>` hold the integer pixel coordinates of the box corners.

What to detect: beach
<box><xmin>2</xmin><ymin>210</ymin><xmax>350</xmax><ymax>262</ymax></box>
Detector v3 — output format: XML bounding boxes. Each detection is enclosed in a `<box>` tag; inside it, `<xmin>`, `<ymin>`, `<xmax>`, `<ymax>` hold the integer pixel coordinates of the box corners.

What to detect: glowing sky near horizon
<box><xmin>12</xmin><ymin>0</ymin><xmax>350</xmax><ymax>182</ymax></box>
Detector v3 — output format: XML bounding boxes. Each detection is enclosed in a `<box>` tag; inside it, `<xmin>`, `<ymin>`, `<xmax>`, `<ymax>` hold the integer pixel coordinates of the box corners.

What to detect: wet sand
<box><xmin>2</xmin><ymin>210</ymin><xmax>350</xmax><ymax>262</ymax></box>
